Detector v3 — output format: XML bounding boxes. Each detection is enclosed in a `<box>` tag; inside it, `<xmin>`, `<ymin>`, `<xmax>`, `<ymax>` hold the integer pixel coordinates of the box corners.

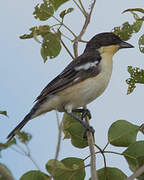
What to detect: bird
<box><xmin>7</xmin><ymin>32</ymin><xmax>134</xmax><ymax>141</ymax></box>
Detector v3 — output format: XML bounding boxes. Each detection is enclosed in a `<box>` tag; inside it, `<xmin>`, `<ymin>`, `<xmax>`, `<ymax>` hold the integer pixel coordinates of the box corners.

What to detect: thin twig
<box><xmin>51</xmin><ymin>15</ymin><xmax>77</xmax><ymax>38</ymax></box>
<box><xmin>54</xmin><ymin>111</ymin><xmax>63</xmax><ymax>161</ymax></box>
<box><xmin>51</xmin><ymin>28</ymin><xmax>75</xmax><ymax>60</ymax></box>
<box><xmin>51</xmin><ymin>111</ymin><xmax>63</xmax><ymax>178</ymax></box>
<box><xmin>104</xmin><ymin>151</ymin><xmax>122</xmax><ymax>156</ymax></box>
<box><xmin>15</xmin><ymin>143</ymin><xmax>40</xmax><ymax>170</ymax></box>
<box><xmin>103</xmin><ymin>142</ymin><xmax>109</xmax><ymax>151</ymax></box>
<box><xmin>94</xmin><ymin>144</ymin><xmax>107</xmax><ymax>168</ymax></box>
<box><xmin>73</xmin><ymin>0</ymin><xmax>87</xmax><ymax>16</ymax></box>
<box><xmin>26</xmin><ymin>153</ymin><xmax>40</xmax><ymax>170</ymax></box>
<box><xmin>126</xmin><ymin>164</ymin><xmax>144</xmax><ymax>180</ymax></box>
<box><xmin>60</xmin><ymin>40</ymin><xmax>75</xmax><ymax>60</ymax></box>
<box><xmin>73</xmin><ymin>0</ymin><xmax>97</xmax><ymax>57</ymax></box>
<box><xmin>10</xmin><ymin>146</ymin><xmax>26</xmax><ymax>156</ymax></box>
<box><xmin>78</xmin><ymin>0</ymin><xmax>87</xmax><ymax>15</ymax></box>
<box><xmin>83</xmin><ymin>151</ymin><xmax>100</xmax><ymax>161</ymax></box>
<box><xmin>102</xmin><ymin>153</ymin><xmax>107</xmax><ymax>168</ymax></box>
<box><xmin>94</xmin><ymin>144</ymin><xmax>103</xmax><ymax>152</ymax></box>
<box><xmin>41</xmin><ymin>9</ymin><xmax>77</xmax><ymax>38</ymax></box>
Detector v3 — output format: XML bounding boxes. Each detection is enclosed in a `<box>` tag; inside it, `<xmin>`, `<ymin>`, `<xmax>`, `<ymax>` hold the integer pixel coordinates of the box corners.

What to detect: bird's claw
<box><xmin>81</xmin><ymin>109</ymin><xmax>92</xmax><ymax>120</ymax></box>
<box><xmin>83</xmin><ymin>125</ymin><xmax>95</xmax><ymax>139</ymax></box>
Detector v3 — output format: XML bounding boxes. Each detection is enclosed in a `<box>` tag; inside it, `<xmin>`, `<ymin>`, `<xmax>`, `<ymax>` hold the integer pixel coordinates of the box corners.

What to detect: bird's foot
<box><xmin>65</xmin><ymin>110</ymin><xmax>95</xmax><ymax>139</ymax></box>
<box><xmin>83</xmin><ymin>125</ymin><xmax>95</xmax><ymax>139</ymax></box>
<box><xmin>72</xmin><ymin>108</ymin><xmax>92</xmax><ymax>120</ymax></box>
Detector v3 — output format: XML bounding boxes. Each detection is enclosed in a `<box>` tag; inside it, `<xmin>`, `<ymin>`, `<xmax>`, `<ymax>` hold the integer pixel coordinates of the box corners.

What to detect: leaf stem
<box><xmin>15</xmin><ymin>143</ymin><xmax>40</xmax><ymax>170</ymax></box>
<box><xmin>104</xmin><ymin>151</ymin><xmax>122</xmax><ymax>156</ymax></box>
<box><xmin>103</xmin><ymin>142</ymin><xmax>109</xmax><ymax>151</ymax></box>
<box><xmin>78</xmin><ymin>0</ymin><xmax>87</xmax><ymax>15</ymax></box>
<box><xmin>52</xmin><ymin>15</ymin><xmax>77</xmax><ymax>38</ymax></box>
<box><xmin>51</xmin><ymin>28</ymin><xmax>75</xmax><ymax>59</ymax></box>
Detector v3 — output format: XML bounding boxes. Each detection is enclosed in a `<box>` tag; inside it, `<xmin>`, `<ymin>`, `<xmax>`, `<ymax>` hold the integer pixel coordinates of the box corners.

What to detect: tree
<box><xmin>1</xmin><ymin>1</ymin><xmax>144</xmax><ymax>180</ymax></box>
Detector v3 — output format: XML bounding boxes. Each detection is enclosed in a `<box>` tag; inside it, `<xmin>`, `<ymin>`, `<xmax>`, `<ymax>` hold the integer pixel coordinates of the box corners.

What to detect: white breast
<box><xmin>63</xmin><ymin>56</ymin><xmax>113</xmax><ymax>111</ymax></box>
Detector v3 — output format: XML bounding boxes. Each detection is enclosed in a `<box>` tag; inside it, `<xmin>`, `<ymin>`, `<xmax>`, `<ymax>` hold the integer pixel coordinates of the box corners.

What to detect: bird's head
<box><xmin>84</xmin><ymin>32</ymin><xmax>134</xmax><ymax>55</ymax></box>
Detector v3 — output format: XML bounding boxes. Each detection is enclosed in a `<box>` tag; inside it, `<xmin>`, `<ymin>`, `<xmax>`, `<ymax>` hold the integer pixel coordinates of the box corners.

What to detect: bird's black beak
<box><xmin>119</xmin><ymin>41</ymin><xmax>134</xmax><ymax>49</ymax></box>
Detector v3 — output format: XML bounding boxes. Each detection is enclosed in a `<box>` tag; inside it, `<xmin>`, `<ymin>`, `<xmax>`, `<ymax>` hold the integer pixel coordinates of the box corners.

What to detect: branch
<box><xmin>84</xmin><ymin>107</ymin><xmax>98</xmax><ymax>180</ymax></box>
<box><xmin>73</xmin><ymin>0</ymin><xmax>97</xmax><ymax>57</ymax></box>
<box><xmin>51</xmin><ymin>111</ymin><xmax>63</xmax><ymax>178</ymax></box>
<box><xmin>126</xmin><ymin>165</ymin><xmax>144</xmax><ymax>180</ymax></box>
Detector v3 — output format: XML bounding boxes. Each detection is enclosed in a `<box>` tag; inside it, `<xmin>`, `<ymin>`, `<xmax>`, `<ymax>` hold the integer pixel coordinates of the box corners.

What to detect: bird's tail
<box><xmin>7</xmin><ymin>113</ymin><xmax>32</xmax><ymax>141</ymax></box>
<box><xmin>7</xmin><ymin>98</ymin><xmax>51</xmax><ymax>141</ymax></box>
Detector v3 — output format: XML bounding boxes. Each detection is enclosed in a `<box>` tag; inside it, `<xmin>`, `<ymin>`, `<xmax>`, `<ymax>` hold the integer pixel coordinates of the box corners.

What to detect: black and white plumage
<box><xmin>7</xmin><ymin>32</ymin><xmax>134</xmax><ymax>140</ymax></box>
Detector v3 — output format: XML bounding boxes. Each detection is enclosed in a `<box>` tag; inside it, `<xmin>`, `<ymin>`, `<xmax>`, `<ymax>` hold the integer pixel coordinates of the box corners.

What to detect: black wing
<box><xmin>35</xmin><ymin>51</ymin><xmax>101</xmax><ymax>102</ymax></box>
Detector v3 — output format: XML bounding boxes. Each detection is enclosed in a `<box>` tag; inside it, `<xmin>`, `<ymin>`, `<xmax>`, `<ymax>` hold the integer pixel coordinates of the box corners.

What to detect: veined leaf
<box><xmin>49</xmin><ymin>0</ymin><xmax>70</xmax><ymax>11</ymax></box>
<box><xmin>139</xmin><ymin>34</ymin><xmax>144</xmax><ymax>53</ymax></box>
<box><xmin>123</xmin><ymin>141</ymin><xmax>144</xmax><ymax>174</ymax></box>
<box><xmin>89</xmin><ymin>167</ymin><xmax>127</xmax><ymax>180</ymax></box>
<box><xmin>46</xmin><ymin>157</ymin><xmax>85</xmax><ymax>180</ymax></box>
<box><xmin>41</xmin><ymin>31</ymin><xmax>61</xmax><ymax>62</ymax></box>
<box><xmin>20</xmin><ymin>170</ymin><xmax>50</xmax><ymax>180</ymax></box>
<box><xmin>62</xmin><ymin>113</ymin><xmax>88</xmax><ymax>148</ymax></box>
<box><xmin>108</xmin><ymin>120</ymin><xmax>139</xmax><ymax>147</ymax></box>
<box><xmin>33</xmin><ymin>0</ymin><xmax>54</xmax><ymax>21</ymax></box>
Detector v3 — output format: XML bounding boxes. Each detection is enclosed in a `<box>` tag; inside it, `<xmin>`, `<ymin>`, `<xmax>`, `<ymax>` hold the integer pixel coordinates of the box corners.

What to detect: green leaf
<box><xmin>132</xmin><ymin>20</ymin><xmax>143</xmax><ymax>33</ymax></box>
<box><xmin>0</xmin><ymin>111</ymin><xmax>8</xmax><ymax>117</ymax></box>
<box><xmin>126</xmin><ymin>66</ymin><xmax>144</xmax><ymax>94</ymax></box>
<box><xmin>62</xmin><ymin>113</ymin><xmax>78</xmax><ymax>139</ymax></box>
<box><xmin>113</xmin><ymin>13</ymin><xmax>143</xmax><ymax>41</ymax></box>
<box><xmin>0</xmin><ymin>163</ymin><xmax>14</xmax><ymax>180</ymax></box>
<box><xmin>123</xmin><ymin>8</ymin><xmax>144</xmax><ymax>14</ymax></box>
<box><xmin>89</xmin><ymin>167</ymin><xmax>127</xmax><ymax>180</ymax></box>
<box><xmin>33</xmin><ymin>0</ymin><xmax>54</xmax><ymax>21</ymax></box>
<box><xmin>41</xmin><ymin>32</ymin><xmax>61</xmax><ymax>62</ymax></box>
<box><xmin>60</xmin><ymin>8</ymin><xmax>74</xmax><ymax>19</ymax></box>
<box><xmin>108</xmin><ymin>120</ymin><xmax>139</xmax><ymax>147</ymax></box>
<box><xmin>16</xmin><ymin>131</ymin><xmax>32</xmax><ymax>144</ymax></box>
<box><xmin>62</xmin><ymin>113</ymin><xmax>88</xmax><ymax>148</ymax></box>
<box><xmin>46</xmin><ymin>157</ymin><xmax>85</xmax><ymax>180</ymax></box>
<box><xmin>20</xmin><ymin>170</ymin><xmax>50</xmax><ymax>180</ymax></box>
<box><xmin>113</xmin><ymin>22</ymin><xmax>133</xmax><ymax>41</ymax></box>
<box><xmin>139</xmin><ymin>34</ymin><xmax>144</xmax><ymax>53</ymax></box>
<box><xmin>123</xmin><ymin>141</ymin><xmax>144</xmax><ymax>173</ymax></box>
<box><xmin>20</xmin><ymin>25</ymin><xmax>50</xmax><ymax>39</ymax></box>
<box><xmin>49</xmin><ymin>0</ymin><xmax>70</xmax><ymax>11</ymax></box>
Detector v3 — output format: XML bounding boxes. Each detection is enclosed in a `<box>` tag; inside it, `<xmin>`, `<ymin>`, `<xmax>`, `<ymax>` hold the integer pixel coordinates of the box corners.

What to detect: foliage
<box><xmin>62</xmin><ymin>112</ymin><xmax>88</xmax><ymax>148</ymax></box>
<box><xmin>126</xmin><ymin>66</ymin><xmax>144</xmax><ymax>94</ymax></box>
<box><xmin>46</xmin><ymin>158</ymin><xmax>85</xmax><ymax>180</ymax></box>
<box><xmin>90</xmin><ymin>167</ymin><xmax>127</xmax><ymax>180</ymax></box>
<box><xmin>20</xmin><ymin>170</ymin><xmax>50</xmax><ymax>180</ymax></box>
<box><xmin>20</xmin><ymin>0</ymin><xmax>74</xmax><ymax>62</ymax></box>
